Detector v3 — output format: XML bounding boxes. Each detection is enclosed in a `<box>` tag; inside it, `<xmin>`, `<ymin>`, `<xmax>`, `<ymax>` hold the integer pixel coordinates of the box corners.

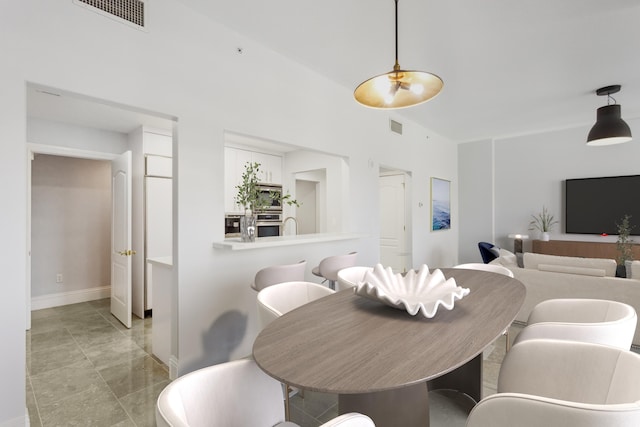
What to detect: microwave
<box><xmin>257</xmin><ymin>184</ymin><xmax>283</xmax><ymax>211</ymax></box>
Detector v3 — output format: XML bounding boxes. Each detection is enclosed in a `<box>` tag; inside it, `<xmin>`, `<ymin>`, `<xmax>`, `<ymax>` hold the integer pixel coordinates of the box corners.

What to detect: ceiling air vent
<box><xmin>74</xmin><ymin>0</ymin><xmax>145</xmax><ymax>29</ymax></box>
<box><xmin>389</xmin><ymin>119</ymin><xmax>403</xmax><ymax>135</ymax></box>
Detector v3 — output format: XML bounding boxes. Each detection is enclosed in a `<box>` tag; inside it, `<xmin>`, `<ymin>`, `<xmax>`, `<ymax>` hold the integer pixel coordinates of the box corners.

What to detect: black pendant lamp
<box><xmin>587</xmin><ymin>85</ymin><xmax>632</xmax><ymax>146</ymax></box>
<box><xmin>354</xmin><ymin>0</ymin><xmax>443</xmax><ymax>109</ymax></box>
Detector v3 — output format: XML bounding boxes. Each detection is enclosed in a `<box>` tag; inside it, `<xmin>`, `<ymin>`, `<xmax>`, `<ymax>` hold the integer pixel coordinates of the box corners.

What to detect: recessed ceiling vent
<box><xmin>389</xmin><ymin>119</ymin><xmax>403</xmax><ymax>135</ymax></box>
<box><xmin>74</xmin><ymin>0</ymin><xmax>145</xmax><ymax>28</ymax></box>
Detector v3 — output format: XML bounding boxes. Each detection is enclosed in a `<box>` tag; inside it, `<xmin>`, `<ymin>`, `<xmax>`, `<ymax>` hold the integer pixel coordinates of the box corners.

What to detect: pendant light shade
<box><xmin>587</xmin><ymin>85</ymin><xmax>632</xmax><ymax>146</ymax></box>
<box><xmin>354</xmin><ymin>0</ymin><xmax>443</xmax><ymax>109</ymax></box>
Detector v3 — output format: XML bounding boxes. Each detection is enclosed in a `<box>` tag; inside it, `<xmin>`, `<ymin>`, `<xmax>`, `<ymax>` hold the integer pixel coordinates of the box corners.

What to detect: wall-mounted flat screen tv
<box><xmin>565</xmin><ymin>175</ymin><xmax>640</xmax><ymax>235</ymax></box>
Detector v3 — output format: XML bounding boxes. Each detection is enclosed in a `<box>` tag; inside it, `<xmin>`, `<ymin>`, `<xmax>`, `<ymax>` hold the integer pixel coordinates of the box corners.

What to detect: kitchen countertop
<box><xmin>212</xmin><ymin>232</ymin><xmax>365</xmax><ymax>251</ymax></box>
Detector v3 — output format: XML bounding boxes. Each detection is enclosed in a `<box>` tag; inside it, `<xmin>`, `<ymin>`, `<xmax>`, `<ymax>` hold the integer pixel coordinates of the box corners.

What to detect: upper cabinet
<box><xmin>225</xmin><ymin>146</ymin><xmax>283</xmax><ymax>213</ymax></box>
<box><xmin>252</xmin><ymin>151</ymin><xmax>282</xmax><ymax>184</ymax></box>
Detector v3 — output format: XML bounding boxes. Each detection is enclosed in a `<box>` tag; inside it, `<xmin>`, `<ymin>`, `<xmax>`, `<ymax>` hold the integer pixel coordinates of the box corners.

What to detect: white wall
<box><xmin>459</xmin><ymin>117</ymin><xmax>640</xmax><ymax>262</ymax></box>
<box><xmin>31</xmin><ymin>155</ymin><xmax>111</xmax><ymax>299</ymax></box>
<box><xmin>0</xmin><ymin>1</ymin><xmax>459</xmax><ymax>422</ymax></box>
<box><xmin>458</xmin><ymin>139</ymin><xmax>493</xmax><ymax>263</ymax></box>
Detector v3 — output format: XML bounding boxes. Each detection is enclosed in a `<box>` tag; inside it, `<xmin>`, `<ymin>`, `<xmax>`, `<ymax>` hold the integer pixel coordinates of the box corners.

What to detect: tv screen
<box><xmin>565</xmin><ymin>175</ymin><xmax>640</xmax><ymax>235</ymax></box>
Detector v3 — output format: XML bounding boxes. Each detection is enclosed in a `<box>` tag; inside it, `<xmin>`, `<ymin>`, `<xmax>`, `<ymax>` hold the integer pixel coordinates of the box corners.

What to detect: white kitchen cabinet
<box><xmin>149</xmin><ymin>257</ymin><xmax>172</xmax><ymax>366</ymax></box>
<box><xmin>131</xmin><ymin>127</ymin><xmax>173</xmax><ymax>317</ymax></box>
<box><xmin>252</xmin><ymin>151</ymin><xmax>282</xmax><ymax>184</ymax></box>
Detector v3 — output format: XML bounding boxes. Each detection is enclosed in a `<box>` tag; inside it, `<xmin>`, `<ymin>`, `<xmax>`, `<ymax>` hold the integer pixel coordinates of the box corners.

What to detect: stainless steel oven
<box><xmin>257</xmin><ymin>184</ymin><xmax>283</xmax><ymax>211</ymax></box>
<box><xmin>256</xmin><ymin>212</ymin><xmax>282</xmax><ymax>237</ymax></box>
<box><xmin>224</xmin><ymin>214</ymin><xmax>241</xmax><ymax>238</ymax></box>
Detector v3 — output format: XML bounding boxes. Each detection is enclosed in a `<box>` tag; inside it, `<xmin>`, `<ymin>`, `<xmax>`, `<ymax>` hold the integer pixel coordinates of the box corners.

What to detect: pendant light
<box><xmin>587</xmin><ymin>85</ymin><xmax>632</xmax><ymax>146</ymax></box>
<box><xmin>354</xmin><ymin>0</ymin><xmax>443</xmax><ymax>109</ymax></box>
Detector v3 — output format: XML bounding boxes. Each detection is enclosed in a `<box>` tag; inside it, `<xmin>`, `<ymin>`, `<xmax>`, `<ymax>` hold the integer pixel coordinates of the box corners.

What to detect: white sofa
<box><xmin>491</xmin><ymin>251</ymin><xmax>640</xmax><ymax>347</ymax></box>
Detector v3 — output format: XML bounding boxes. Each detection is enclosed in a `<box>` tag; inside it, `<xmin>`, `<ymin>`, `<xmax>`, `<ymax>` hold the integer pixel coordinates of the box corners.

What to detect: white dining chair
<box><xmin>466</xmin><ymin>339</ymin><xmax>640</xmax><ymax>427</ymax></box>
<box><xmin>453</xmin><ymin>262</ymin><xmax>514</xmax><ymax>350</ymax></box>
<box><xmin>256</xmin><ymin>280</ymin><xmax>336</xmax><ymax>418</ymax></box>
<box><xmin>312</xmin><ymin>252</ymin><xmax>358</xmax><ymax>290</ymax></box>
<box><xmin>512</xmin><ymin>298</ymin><xmax>637</xmax><ymax>350</ymax></box>
<box><xmin>257</xmin><ymin>281</ymin><xmax>336</xmax><ymax>329</ymax></box>
<box><xmin>251</xmin><ymin>260</ymin><xmax>307</xmax><ymax>291</ymax></box>
<box><xmin>336</xmin><ymin>266</ymin><xmax>373</xmax><ymax>291</ymax></box>
<box><xmin>156</xmin><ymin>358</ymin><xmax>375</xmax><ymax>427</ymax></box>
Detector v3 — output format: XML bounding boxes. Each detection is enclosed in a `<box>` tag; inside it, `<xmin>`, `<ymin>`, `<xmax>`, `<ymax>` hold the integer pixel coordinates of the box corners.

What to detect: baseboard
<box><xmin>31</xmin><ymin>286</ymin><xmax>111</xmax><ymax>310</ymax></box>
<box><xmin>169</xmin><ymin>355</ymin><xmax>179</xmax><ymax>380</ymax></box>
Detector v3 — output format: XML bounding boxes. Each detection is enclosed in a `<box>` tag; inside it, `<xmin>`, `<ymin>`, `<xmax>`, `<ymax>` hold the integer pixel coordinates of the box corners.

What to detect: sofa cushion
<box><xmin>523</xmin><ymin>253</ymin><xmax>617</xmax><ymax>277</ymax></box>
<box><xmin>490</xmin><ymin>249</ymin><xmax>519</xmax><ymax>269</ymax></box>
<box><xmin>537</xmin><ymin>263</ymin><xmax>606</xmax><ymax>277</ymax></box>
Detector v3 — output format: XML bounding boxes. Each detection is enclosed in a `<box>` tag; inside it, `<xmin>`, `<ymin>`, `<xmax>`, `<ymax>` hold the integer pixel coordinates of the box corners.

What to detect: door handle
<box><xmin>118</xmin><ymin>249</ymin><xmax>137</xmax><ymax>256</ymax></box>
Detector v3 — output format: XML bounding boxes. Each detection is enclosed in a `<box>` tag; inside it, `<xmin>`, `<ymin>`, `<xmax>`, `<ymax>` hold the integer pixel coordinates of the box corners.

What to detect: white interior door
<box><xmin>111</xmin><ymin>151</ymin><xmax>133</xmax><ymax>328</ymax></box>
<box><xmin>379</xmin><ymin>174</ymin><xmax>407</xmax><ymax>273</ymax></box>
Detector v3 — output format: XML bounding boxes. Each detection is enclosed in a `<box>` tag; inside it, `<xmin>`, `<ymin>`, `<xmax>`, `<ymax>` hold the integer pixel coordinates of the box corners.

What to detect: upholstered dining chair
<box><xmin>257</xmin><ymin>281</ymin><xmax>335</xmax><ymax>328</ymax></box>
<box><xmin>336</xmin><ymin>266</ymin><xmax>373</xmax><ymax>291</ymax></box>
<box><xmin>478</xmin><ymin>242</ymin><xmax>499</xmax><ymax>264</ymax></box>
<box><xmin>465</xmin><ymin>339</ymin><xmax>640</xmax><ymax>427</ymax></box>
<box><xmin>453</xmin><ymin>262</ymin><xmax>514</xmax><ymax>350</ymax></box>
<box><xmin>512</xmin><ymin>298</ymin><xmax>637</xmax><ymax>350</ymax></box>
<box><xmin>156</xmin><ymin>358</ymin><xmax>375</xmax><ymax>427</ymax></box>
<box><xmin>251</xmin><ymin>260</ymin><xmax>307</xmax><ymax>291</ymax></box>
<box><xmin>312</xmin><ymin>252</ymin><xmax>358</xmax><ymax>290</ymax></box>
<box><xmin>256</xmin><ymin>280</ymin><xmax>336</xmax><ymax>418</ymax></box>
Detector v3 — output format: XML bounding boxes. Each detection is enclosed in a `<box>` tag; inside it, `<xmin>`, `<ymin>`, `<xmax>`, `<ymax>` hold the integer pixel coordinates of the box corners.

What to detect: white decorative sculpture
<box><xmin>355</xmin><ymin>264</ymin><xmax>470</xmax><ymax>318</ymax></box>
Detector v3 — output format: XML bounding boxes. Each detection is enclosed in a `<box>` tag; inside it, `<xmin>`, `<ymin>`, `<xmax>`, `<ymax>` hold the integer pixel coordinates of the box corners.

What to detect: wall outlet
<box><xmin>56</xmin><ymin>273</ymin><xmax>63</xmax><ymax>283</ymax></box>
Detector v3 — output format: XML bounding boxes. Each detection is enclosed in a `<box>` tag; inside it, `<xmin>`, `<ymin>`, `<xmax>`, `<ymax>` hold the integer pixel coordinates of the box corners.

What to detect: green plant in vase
<box><xmin>616</xmin><ymin>214</ymin><xmax>634</xmax><ymax>277</ymax></box>
<box><xmin>235</xmin><ymin>162</ymin><xmax>299</xmax><ymax>241</ymax></box>
<box><xmin>528</xmin><ymin>206</ymin><xmax>559</xmax><ymax>241</ymax></box>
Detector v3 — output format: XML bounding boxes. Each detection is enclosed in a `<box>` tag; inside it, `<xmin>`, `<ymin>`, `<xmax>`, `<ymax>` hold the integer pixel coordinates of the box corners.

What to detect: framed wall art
<box><xmin>431</xmin><ymin>177</ymin><xmax>451</xmax><ymax>231</ymax></box>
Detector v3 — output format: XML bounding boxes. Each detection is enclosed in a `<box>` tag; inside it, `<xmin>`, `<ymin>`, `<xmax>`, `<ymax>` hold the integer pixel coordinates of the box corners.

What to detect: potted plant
<box><xmin>616</xmin><ymin>214</ymin><xmax>635</xmax><ymax>278</ymax></box>
<box><xmin>528</xmin><ymin>206</ymin><xmax>559</xmax><ymax>241</ymax></box>
<box><xmin>235</xmin><ymin>162</ymin><xmax>299</xmax><ymax>242</ymax></box>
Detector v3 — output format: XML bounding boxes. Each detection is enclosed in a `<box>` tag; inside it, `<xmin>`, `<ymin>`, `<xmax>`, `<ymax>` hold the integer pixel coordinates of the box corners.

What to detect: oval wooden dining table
<box><xmin>253</xmin><ymin>268</ymin><xmax>526</xmax><ymax>426</ymax></box>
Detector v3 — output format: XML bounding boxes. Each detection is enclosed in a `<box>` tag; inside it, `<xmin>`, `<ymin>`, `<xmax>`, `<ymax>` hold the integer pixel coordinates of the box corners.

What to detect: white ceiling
<box><xmin>177</xmin><ymin>0</ymin><xmax>640</xmax><ymax>142</ymax></box>
<box><xmin>27</xmin><ymin>1</ymin><xmax>640</xmax><ymax>143</ymax></box>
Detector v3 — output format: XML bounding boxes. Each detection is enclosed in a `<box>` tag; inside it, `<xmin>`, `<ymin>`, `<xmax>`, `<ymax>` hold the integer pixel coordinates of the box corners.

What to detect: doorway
<box><xmin>379</xmin><ymin>169</ymin><xmax>411</xmax><ymax>273</ymax></box>
<box><xmin>26</xmin><ymin>83</ymin><xmax>175</xmax><ymax>331</ymax></box>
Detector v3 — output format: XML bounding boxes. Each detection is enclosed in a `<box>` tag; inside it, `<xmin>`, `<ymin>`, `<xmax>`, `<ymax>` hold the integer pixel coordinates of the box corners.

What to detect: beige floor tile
<box><xmin>83</xmin><ymin>336</ymin><xmax>148</xmax><ymax>371</ymax></box>
<box><xmin>118</xmin><ymin>380</ymin><xmax>170</xmax><ymax>427</ymax></box>
<box><xmin>29</xmin><ymin>328</ymin><xmax>76</xmax><ymax>354</ymax></box>
<box><xmin>99</xmin><ymin>355</ymin><xmax>169</xmax><ymax>398</ymax></box>
<box><xmin>38</xmin><ymin>382</ymin><xmax>131</xmax><ymax>427</ymax></box>
<box><xmin>30</xmin><ymin>359</ymin><xmax>105</xmax><ymax>407</ymax></box>
<box><xmin>29</xmin><ymin>342</ymin><xmax>87</xmax><ymax>376</ymax></box>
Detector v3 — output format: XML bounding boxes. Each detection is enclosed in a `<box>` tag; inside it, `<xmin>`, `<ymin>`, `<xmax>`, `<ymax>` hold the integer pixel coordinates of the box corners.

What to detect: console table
<box><xmin>532</xmin><ymin>239</ymin><xmax>640</xmax><ymax>260</ymax></box>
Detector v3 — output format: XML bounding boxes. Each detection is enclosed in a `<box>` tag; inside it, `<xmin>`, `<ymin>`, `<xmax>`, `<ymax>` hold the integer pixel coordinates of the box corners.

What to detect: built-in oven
<box><xmin>257</xmin><ymin>183</ymin><xmax>283</xmax><ymax>211</ymax></box>
<box><xmin>256</xmin><ymin>212</ymin><xmax>282</xmax><ymax>238</ymax></box>
<box><xmin>224</xmin><ymin>215</ymin><xmax>241</xmax><ymax>237</ymax></box>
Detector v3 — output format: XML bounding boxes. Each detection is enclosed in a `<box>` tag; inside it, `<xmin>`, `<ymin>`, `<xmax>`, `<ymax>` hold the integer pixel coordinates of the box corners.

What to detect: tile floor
<box><xmin>26</xmin><ymin>299</ymin><xmax>520</xmax><ymax>426</ymax></box>
<box><xmin>26</xmin><ymin>299</ymin><xmax>168</xmax><ymax>427</ymax></box>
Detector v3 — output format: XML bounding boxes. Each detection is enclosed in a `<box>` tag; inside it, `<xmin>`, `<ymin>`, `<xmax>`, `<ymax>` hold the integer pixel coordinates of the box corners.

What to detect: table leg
<box><xmin>427</xmin><ymin>353</ymin><xmax>483</xmax><ymax>402</ymax></box>
<box><xmin>339</xmin><ymin>382</ymin><xmax>429</xmax><ymax>427</ymax></box>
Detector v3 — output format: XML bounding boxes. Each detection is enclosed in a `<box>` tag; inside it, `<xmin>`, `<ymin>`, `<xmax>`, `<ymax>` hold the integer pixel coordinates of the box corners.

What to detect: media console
<box><xmin>532</xmin><ymin>239</ymin><xmax>640</xmax><ymax>261</ymax></box>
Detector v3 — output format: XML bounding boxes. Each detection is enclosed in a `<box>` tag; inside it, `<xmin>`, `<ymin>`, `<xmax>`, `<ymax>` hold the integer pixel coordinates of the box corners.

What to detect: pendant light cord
<box><xmin>394</xmin><ymin>0</ymin><xmax>400</xmax><ymax>71</ymax></box>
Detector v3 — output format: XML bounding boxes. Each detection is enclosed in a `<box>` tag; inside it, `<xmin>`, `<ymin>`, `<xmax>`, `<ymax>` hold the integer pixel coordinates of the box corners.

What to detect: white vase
<box><xmin>541</xmin><ymin>232</ymin><xmax>550</xmax><ymax>241</ymax></box>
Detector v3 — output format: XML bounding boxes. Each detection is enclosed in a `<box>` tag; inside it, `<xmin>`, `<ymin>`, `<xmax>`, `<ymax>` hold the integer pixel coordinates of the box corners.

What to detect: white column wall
<box><xmin>0</xmin><ymin>1</ymin><xmax>459</xmax><ymax>421</ymax></box>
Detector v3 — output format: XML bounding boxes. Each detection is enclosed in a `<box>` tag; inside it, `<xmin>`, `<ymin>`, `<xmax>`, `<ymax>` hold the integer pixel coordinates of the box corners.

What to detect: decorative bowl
<box><xmin>354</xmin><ymin>264</ymin><xmax>470</xmax><ymax>318</ymax></box>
